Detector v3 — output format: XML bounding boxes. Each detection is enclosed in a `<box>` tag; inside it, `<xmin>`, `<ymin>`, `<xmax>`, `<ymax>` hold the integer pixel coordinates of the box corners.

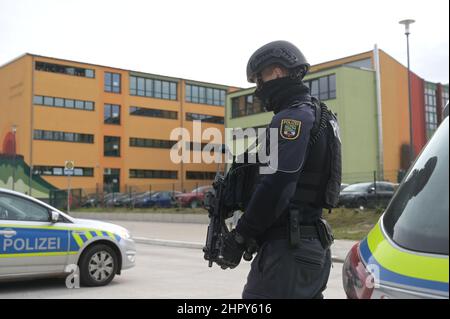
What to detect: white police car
<box><xmin>0</xmin><ymin>188</ymin><xmax>136</xmax><ymax>286</ymax></box>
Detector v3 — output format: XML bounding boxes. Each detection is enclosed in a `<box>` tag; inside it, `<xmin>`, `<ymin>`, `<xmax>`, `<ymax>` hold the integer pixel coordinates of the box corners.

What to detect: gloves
<box><xmin>218</xmin><ymin>229</ymin><xmax>246</xmax><ymax>269</ymax></box>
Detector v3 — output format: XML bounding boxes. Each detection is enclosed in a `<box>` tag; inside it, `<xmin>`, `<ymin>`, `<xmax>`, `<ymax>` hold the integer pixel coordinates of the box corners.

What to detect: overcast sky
<box><xmin>0</xmin><ymin>0</ymin><xmax>448</xmax><ymax>88</ymax></box>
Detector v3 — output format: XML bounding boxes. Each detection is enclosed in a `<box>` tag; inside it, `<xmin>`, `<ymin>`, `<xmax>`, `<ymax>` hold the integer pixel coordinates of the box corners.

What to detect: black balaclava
<box><xmin>254</xmin><ymin>76</ymin><xmax>310</xmax><ymax>114</ymax></box>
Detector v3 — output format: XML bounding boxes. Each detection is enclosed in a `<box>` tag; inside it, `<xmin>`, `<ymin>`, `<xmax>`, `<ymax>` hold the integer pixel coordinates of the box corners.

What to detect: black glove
<box><xmin>218</xmin><ymin>229</ymin><xmax>246</xmax><ymax>269</ymax></box>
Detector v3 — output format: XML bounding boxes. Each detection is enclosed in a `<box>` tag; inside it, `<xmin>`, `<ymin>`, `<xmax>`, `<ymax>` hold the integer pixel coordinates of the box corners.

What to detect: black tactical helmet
<box><xmin>246</xmin><ymin>40</ymin><xmax>310</xmax><ymax>83</ymax></box>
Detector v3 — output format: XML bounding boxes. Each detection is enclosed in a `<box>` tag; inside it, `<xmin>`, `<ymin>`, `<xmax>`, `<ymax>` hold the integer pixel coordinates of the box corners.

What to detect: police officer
<box><xmin>219</xmin><ymin>40</ymin><xmax>337</xmax><ymax>299</ymax></box>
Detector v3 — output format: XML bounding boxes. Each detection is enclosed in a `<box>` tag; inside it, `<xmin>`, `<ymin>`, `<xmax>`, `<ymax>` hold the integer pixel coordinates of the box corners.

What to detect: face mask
<box><xmin>254</xmin><ymin>77</ymin><xmax>295</xmax><ymax>112</ymax></box>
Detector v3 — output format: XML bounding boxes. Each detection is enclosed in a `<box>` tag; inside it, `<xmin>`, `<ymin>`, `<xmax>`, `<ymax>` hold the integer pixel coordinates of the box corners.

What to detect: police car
<box><xmin>342</xmin><ymin>103</ymin><xmax>449</xmax><ymax>299</ymax></box>
<box><xmin>0</xmin><ymin>189</ymin><xmax>136</xmax><ymax>286</ymax></box>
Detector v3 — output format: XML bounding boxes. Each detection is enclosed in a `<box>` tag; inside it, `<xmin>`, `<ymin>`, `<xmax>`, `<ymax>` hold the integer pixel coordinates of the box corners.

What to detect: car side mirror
<box><xmin>50</xmin><ymin>211</ymin><xmax>60</xmax><ymax>223</ymax></box>
<box><xmin>368</xmin><ymin>187</ymin><xmax>375</xmax><ymax>194</ymax></box>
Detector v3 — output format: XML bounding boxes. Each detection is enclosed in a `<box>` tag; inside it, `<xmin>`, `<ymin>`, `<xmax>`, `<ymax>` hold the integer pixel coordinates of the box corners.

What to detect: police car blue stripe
<box><xmin>360</xmin><ymin>238</ymin><xmax>449</xmax><ymax>293</ymax></box>
<box><xmin>79</xmin><ymin>233</ymin><xmax>88</xmax><ymax>243</ymax></box>
<box><xmin>0</xmin><ymin>227</ymin><xmax>69</xmax><ymax>254</ymax></box>
<box><xmin>69</xmin><ymin>235</ymin><xmax>80</xmax><ymax>251</ymax></box>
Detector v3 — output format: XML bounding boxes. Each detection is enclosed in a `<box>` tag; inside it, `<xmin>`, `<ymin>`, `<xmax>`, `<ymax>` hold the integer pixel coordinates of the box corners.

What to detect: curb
<box><xmin>134</xmin><ymin>237</ymin><xmax>204</xmax><ymax>250</ymax></box>
<box><xmin>134</xmin><ymin>236</ymin><xmax>345</xmax><ymax>263</ymax></box>
<box><xmin>70</xmin><ymin>212</ymin><xmax>209</xmax><ymax>224</ymax></box>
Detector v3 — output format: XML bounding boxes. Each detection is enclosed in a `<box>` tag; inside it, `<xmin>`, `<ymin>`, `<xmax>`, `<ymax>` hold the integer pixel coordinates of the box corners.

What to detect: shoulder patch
<box><xmin>280</xmin><ymin>119</ymin><xmax>302</xmax><ymax>140</ymax></box>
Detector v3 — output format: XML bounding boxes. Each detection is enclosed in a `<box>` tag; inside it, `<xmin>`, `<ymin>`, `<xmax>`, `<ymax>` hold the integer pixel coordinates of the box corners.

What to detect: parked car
<box><xmin>102</xmin><ymin>192</ymin><xmax>126</xmax><ymax>207</ymax></box>
<box><xmin>140</xmin><ymin>191</ymin><xmax>181</xmax><ymax>208</ymax></box>
<box><xmin>116</xmin><ymin>192</ymin><xmax>147</xmax><ymax>208</ymax></box>
<box><xmin>340</xmin><ymin>183</ymin><xmax>350</xmax><ymax>191</ymax></box>
<box><xmin>342</xmin><ymin>103</ymin><xmax>449</xmax><ymax>299</ymax></box>
<box><xmin>81</xmin><ymin>194</ymin><xmax>98</xmax><ymax>208</ymax></box>
<box><xmin>338</xmin><ymin>181</ymin><xmax>397</xmax><ymax>208</ymax></box>
<box><xmin>175</xmin><ymin>186</ymin><xmax>214</xmax><ymax>208</ymax></box>
<box><xmin>132</xmin><ymin>192</ymin><xmax>155</xmax><ymax>208</ymax></box>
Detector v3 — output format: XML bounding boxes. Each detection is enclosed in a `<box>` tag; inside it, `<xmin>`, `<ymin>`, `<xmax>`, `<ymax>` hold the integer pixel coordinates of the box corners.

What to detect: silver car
<box><xmin>0</xmin><ymin>188</ymin><xmax>136</xmax><ymax>286</ymax></box>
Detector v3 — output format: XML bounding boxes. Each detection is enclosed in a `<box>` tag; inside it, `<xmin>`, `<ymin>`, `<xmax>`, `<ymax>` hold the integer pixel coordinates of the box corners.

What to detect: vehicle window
<box><xmin>383</xmin><ymin>118</ymin><xmax>449</xmax><ymax>255</ymax></box>
<box><xmin>376</xmin><ymin>183</ymin><xmax>390</xmax><ymax>191</ymax></box>
<box><xmin>342</xmin><ymin>183</ymin><xmax>371</xmax><ymax>192</ymax></box>
<box><xmin>160</xmin><ymin>192</ymin><xmax>170</xmax><ymax>199</ymax></box>
<box><xmin>0</xmin><ymin>194</ymin><xmax>50</xmax><ymax>222</ymax></box>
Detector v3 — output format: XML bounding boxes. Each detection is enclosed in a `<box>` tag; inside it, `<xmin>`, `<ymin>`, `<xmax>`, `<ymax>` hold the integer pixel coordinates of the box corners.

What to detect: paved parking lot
<box><xmin>0</xmin><ymin>243</ymin><xmax>346</xmax><ymax>299</ymax></box>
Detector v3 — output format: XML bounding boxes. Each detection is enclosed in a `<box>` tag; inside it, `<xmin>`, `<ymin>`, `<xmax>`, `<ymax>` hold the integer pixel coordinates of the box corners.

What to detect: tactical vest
<box><xmin>223</xmin><ymin>97</ymin><xmax>342</xmax><ymax>212</ymax></box>
<box><xmin>292</xmin><ymin>97</ymin><xmax>342</xmax><ymax>209</ymax></box>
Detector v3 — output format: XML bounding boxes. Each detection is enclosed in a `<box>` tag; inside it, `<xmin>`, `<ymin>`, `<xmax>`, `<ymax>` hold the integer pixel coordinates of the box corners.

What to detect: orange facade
<box><xmin>0</xmin><ymin>54</ymin><xmax>236</xmax><ymax>195</ymax></box>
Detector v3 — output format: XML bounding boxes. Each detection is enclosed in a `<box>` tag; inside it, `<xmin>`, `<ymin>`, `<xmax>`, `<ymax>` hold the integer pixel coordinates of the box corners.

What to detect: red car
<box><xmin>175</xmin><ymin>186</ymin><xmax>214</xmax><ymax>208</ymax></box>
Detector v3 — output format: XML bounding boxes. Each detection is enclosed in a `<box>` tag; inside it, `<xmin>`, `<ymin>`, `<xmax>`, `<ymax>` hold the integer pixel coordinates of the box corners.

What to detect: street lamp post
<box><xmin>12</xmin><ymin>125</ymin><xmax>17</xmax><ymax>191</ymax></box>
<box><xmin>399</xmin><ymin>19</ymin><xmax>415</xmax><ymax>165</ymax></box>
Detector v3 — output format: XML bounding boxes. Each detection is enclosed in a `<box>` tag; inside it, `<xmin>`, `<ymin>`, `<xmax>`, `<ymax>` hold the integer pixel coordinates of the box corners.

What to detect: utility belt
<box><xmin>262</xmin><ymin>209</ymin><xmax>334</xmax><ymax>250</ymax></box>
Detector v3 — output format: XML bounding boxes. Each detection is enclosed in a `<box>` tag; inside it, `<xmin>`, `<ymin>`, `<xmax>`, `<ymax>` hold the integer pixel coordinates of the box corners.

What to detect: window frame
<box><xmin>0</xmin><ymin>193</ymin><xmax>51</xmax><ymax>222</ymax></box>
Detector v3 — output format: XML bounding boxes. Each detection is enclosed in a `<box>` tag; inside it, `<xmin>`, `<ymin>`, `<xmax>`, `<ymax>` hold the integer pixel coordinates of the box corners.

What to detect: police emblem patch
<box><xmin>280</xmin><ymin>119</ymin><xmax>301</xmax><ymax>140</ymax></box>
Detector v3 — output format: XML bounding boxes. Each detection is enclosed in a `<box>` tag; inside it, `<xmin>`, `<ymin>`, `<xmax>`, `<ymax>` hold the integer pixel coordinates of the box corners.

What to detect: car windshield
<box><xmin>342</xmin><ymin>183</ymin><xmax>371</xmax><ymax>192</ymax></box>
<box><xmin>383</xmin><ymin>117</ymin><xmax>449</xmax><ymax>255</ymax></box>
<box><xmin>191</xmin><ymin>187</ymin><xmax>210</xmax><ymax>193</ymax></box>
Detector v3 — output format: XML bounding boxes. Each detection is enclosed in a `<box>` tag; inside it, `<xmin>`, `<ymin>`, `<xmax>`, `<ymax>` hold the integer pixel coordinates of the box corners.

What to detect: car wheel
<box><xmin>190</xmin><ymin>200</ymin><xmax>200</xmax><ymax>208</ymax></box>
<box><xmin>356</xmin><ymin>198</ymin><xmax>367</xmax><ymax>209</ymax></box>
<box><xmin>79</xmin><ymin>244</ymin><xmax>118</xmax><ymax>287</ymax></box>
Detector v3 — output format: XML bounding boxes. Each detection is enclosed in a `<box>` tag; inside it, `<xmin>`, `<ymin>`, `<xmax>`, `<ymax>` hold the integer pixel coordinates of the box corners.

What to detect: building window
<box><xmin>425</xmin><ymin>84</ymin><xmax>438</xmax><ymax>139</ymax></box>
<box><xmin>442</xmin><ymin>87</ymin><xmax>449</xmax><ymax>108</ymax></box>
<box><xmin>129</xmin><ymin>169</ymin><xmax>178</xmax><ymax>179</ymax></box>
<box><xmin>186</xmin><ymin>171</ymin><xmax>216</xmax><ymax>180</ymax></box>
<box><xmin>33</xmin><ymin>130</ymin><xmax>94</xmax><ymax>143</ymax></box>
<box><xmin>185</xmin><ymin>84</ymin><xmax>226</xmax><ymax>106</ymax></box>
<box><xmin>33</xmin><ymin>95</ymin><xmax>43</xmax><ymax>105</ymax></box>
<box><xmin>54</xmin><ymin>98</ymin><xmax>64</xmax><ymax>107</ymax></box>
<box><xmin>85</xmin><ymin>101</ymin><xmax>94</xmax><ymax>111</ymax></box>
<box><xmin>231</xmin><ymin>94</ymin><xmax>264</xmax><ymax>118</ymax></box>
<box><xmin>130</xmin><ymin>138</ymin><xmax>176</xmax><ymax>149</ymax></box>
<box><xmin>185</xmin><ymin>113</ymin><xmax>224</xmax><ymax>124</ymax></box>
<box><xmin>129</xmin><ymin>106</ymin><xmax>178</xmax><ymax>120</ymax></box>
<box><xmin>104</xmin><ymin>72</ymin><xmax>121</xmax><ymax>93</ymax></box>
<box><xmin>104</xmin><ymin>104</ymin><xmax>121</xmax><ymax>125</ymax></box>
<box><xmin>33</xmin><ymin>95</ymin><xmax>95</xmax><ymax>111</ymax></box>
<box><xmin>187</xmin><ymin>142</ymin><xmax>224</xmax><ymax>152</ymax></box>
<box><xmin>35</xmin><ymin>61</ymin><xmax>95</xmax><ymax>78</ymax></box>
<box><xmin>129</xmin><ymin>75</ymin><xmax>177</xmax><ymax>100</ymax></box>
<box><xmin>44</xmin><ymin>96</ymin><xmax>53</xmax><ymax>106</ymax></box>
<box><xmin>33</xmin><ymin>166</ymin><xmax>94</xmax><ymax>177</ymax></box>
<box><xmin>104</xmin><ymin>136</ymin><xmax>121</xmax><ymax>157</ymax></box>
<box><xmin>65</xmin><ymin>99</ymin><xmax>74</xmax><ymax>108</ymax></box>
<box><xmin>75</xmin><ymin>100</ymin><xmax>84</xmax><ymax>109</ymax></box>
<box><xmin>304</xmin><ymin>74</ymin><xmax>336</xmax><ymax>100</ymax></box>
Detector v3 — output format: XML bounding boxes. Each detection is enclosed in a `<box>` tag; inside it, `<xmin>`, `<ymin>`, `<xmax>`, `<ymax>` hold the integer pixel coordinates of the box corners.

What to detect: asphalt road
<box><xmin>0</xmin><ymin>243</ymin><xmax>346</xmax><ymax>299</ymax></box>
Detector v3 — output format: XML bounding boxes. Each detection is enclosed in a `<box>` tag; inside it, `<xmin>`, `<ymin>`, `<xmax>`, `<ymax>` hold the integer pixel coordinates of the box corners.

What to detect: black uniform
<box><xmin>235</xmin><ymin>93</ymin><xmax>332</xmax><ymax>299</ymax></box>
<box><xmin>224</xmin><ymin>40</ymin><xmax>338</xmax><ymax>299</ymax></box>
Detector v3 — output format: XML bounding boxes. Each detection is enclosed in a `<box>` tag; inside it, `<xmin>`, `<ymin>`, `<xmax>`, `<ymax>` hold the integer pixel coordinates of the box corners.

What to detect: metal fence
<box><xmin>49</xmin><ymin>181</ymin><xmax>213</xmax><ymax>210</ymax></box>
<box><xmin>342</xmin><ymin>169</ymin><xmax>403</xmax><ymax>185</ymax></box>
<box><xmin>46</xmin><ymin>169</ymin><xmax>406</xmax><ymax>211</ymax></box>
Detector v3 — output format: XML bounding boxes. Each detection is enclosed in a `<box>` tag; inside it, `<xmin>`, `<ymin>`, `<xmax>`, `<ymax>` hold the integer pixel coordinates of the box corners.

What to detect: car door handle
<box><xmin>0</xmin><ymin>230</ymin><xmax>17</xmax><ymax>237</ymax></box>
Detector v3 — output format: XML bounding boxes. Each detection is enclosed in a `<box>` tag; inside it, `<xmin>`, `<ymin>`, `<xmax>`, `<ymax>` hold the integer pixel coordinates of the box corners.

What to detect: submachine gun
<box><xmin>203</xmin><ymin>152</ymin><xmax>260</xmax><ymax>268</ymax></box>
